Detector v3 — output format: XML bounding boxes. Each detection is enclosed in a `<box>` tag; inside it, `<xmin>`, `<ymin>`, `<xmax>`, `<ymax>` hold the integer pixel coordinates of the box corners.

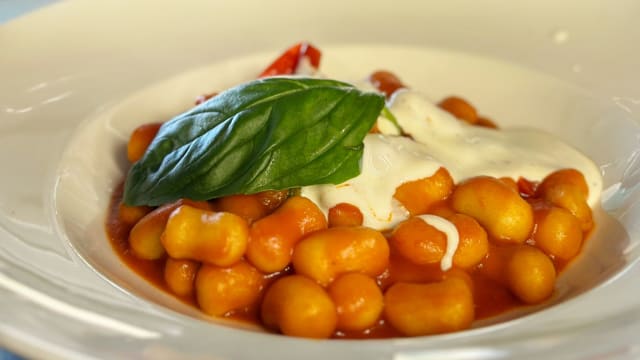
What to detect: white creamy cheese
<box><xmin>301</xmin><ymin>88</ymin><xmax>603</xmax><ymax>231</ymax></box>
<box><xmin>301</xmin><ymin>134</ymin><xmax>441</xmax><ymax>229</ymax></box>
<box><xmin>416</xmin><ymin>214</ymin><xmax>460</xmax><ymax>271</ymax></box>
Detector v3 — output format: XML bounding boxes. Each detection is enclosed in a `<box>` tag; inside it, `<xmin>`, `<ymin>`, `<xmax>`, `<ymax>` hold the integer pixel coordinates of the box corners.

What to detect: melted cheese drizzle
<box><xmin>416</xmin><ymin>214</ymin><xmax>460</xmax><ymax>271</ymax></box>
<box><xmin>301</xmin><ymin>88</ymin><xmax>602</xmax><ymax>232</ymax></box>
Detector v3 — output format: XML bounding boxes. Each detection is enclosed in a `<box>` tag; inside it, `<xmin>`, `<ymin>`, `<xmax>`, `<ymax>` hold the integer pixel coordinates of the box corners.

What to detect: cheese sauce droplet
<box><xmin>415</xmin><ymin>214</ymin><xmax>459</xmax><ymax>271</ymax></box>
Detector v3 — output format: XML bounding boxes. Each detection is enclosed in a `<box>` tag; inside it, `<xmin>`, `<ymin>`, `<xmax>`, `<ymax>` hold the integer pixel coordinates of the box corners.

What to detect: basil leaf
<box><xmin>123</xmin><ymin>77</ymin><xmax>385</xmax><ymax>206</ymax></box>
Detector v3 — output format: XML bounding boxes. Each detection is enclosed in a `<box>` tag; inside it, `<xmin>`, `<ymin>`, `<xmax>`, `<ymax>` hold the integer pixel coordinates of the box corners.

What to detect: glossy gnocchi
<box><xmin>105</xmin><ymin>58</ymin><xmax>597</xmax><ymax>340</ymax></box>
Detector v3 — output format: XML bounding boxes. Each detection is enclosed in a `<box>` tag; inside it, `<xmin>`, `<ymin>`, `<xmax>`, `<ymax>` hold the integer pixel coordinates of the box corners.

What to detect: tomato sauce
<box><xmin>104</xmin><ymin>44</ymin><xmax>598</xmax><ymax>338</ymax></box>
<box><xmin>106</xmin><ymin>181</ymin><xmax>585</xmax><ymax>339</ymax></box>
<box><xmin>106</xmin><ymin>183</ymin><xmax>199</xmax><ymax>307</ymax></box>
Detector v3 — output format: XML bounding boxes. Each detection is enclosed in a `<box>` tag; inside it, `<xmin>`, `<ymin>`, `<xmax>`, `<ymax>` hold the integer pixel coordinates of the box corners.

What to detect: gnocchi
<box><xmin>105</xmin><ymin>48</ymin><xmax>598</xmax><ymax>339</ymax></box>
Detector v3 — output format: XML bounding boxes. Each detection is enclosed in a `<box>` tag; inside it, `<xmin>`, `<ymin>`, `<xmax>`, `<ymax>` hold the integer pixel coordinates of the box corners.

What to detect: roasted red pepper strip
<box><xmin>517</xmin><ymin>177</ymin><xmax>538</xmax><ymax>198</ymax></box>
<box><xmin>196</xmin><ymin>42</ymin><xmax>321</xmax><ymax>105</ymax></box>
<box><xmin>258</xmin><ymin>42</ymin><xmax>321</xmax><ymax>78</ymax></box>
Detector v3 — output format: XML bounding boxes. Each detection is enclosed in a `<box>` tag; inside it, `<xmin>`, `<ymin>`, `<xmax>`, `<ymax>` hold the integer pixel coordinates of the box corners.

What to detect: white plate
<box><xmin>1</xmin><ymin>1</ymin><xmax>639</xmax><ymax>359</ymax></box>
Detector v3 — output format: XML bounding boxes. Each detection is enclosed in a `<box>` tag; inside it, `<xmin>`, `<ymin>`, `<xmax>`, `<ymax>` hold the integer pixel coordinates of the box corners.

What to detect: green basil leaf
<box><xmin>123</xmin><ymin>77</ymin><xmax>385</xmax><ymax>206</ymax></box>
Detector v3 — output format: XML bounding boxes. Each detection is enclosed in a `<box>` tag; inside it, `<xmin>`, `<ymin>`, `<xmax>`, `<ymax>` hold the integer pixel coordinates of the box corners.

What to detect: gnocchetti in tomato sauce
<box><xmin>106</xmin><ymin>42</ymin><xmax>602</xmax><ymax>339</ymax></box>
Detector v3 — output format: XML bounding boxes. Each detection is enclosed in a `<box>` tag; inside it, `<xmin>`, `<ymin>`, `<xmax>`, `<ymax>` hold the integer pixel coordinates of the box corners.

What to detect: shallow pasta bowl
<box><xmin>1</xmin><ymin>1</ymin><xmax>639</xmax><ymax>359</ymax></box>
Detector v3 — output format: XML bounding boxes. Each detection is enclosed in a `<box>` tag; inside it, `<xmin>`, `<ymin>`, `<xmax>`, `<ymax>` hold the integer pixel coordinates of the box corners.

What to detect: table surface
<box><xmin>0</xmin><ymin>0</ymin><xmax>56</xmax><ymax>24</ymax></box>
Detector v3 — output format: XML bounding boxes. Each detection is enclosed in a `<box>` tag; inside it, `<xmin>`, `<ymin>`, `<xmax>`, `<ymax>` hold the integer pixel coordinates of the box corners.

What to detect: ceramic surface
<box><xmin>1</xmin><ymin>1</ymin><xmax>639</xmax><ymax>359</ymax></box>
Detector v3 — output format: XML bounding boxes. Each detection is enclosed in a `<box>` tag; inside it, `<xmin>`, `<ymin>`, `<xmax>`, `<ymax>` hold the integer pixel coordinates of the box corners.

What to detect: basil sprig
<box><xmin>123</xmin><ymin>77</ymin><xmax>385</xmax><ymax>206</ymax></box>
